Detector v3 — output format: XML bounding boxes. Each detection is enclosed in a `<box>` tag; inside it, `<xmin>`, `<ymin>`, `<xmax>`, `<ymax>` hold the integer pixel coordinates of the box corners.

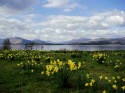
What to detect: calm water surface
<box><xmin>11</xmin><ymin>45</ymin><xmax>125</xmax><ymax>51</ymax></box>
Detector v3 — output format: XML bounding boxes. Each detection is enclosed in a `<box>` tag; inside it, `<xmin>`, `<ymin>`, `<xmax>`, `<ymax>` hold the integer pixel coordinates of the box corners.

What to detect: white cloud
<box><xmin>0</xmin><ymin>10</ymin><xmax>125</xmax><ymax>42</ymax></box>
<box><xmin>43</xmin><ymin>0</ymin><xmax>69</xmax><ymax>8</ymax></box>
<box><xmin>42</xmin><ymin>10</ymin><xmax>125</xmax><ymax>31</ymax></box>
<box><xmin>106</xmin><ymin>15</ymin><xmax>124</xmax><ymax>26</ymax></box>
<box><xmin>42</xmin><ymin>0</ymin><xmax>79</xmax><ymax>12</ymax></box>
<box><xmin>40</xmin><ymin>10</ymin><xmax>125</xmax><ymax>41</ymax></box>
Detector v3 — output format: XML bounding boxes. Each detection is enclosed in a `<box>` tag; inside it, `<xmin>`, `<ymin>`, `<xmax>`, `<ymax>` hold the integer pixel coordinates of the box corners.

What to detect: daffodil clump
<box><xmin>17</xmin><ymin>59</ymin><xmax>43</xmax><ymax>72</ymax></box>
<box><xmin>70</xmin><ymin>52</ymin><xmax>82</xmax><ymax>58</ymax></box>
<box><xmin>41</xmin><ymin>59</ymin><xmax>83</xmax><ymax>88</ymax></box>
<box><xmin>84</xmin><ymin>74</ymin><xmax>125</xmax><ymax>93</ymax></box>
<box><xmin>114</xmin><ymin>61</ymin><xmax>124</xmax><ymax>71</ymax></box>
<box><xmin>42</xmin><ymin>60</ymin><xmax>82</xmax><ymax>76</ymax></box>
<box><xmin>85</xmin><ymin>79</ymin><xmax>96</xmax><ymax>87</ymax></box>
<box><xmin>44</xmin><ymin>57</ymin><xmax>51</xmax><ymax>63</ymax></box>
<box><xmin>97</xmin><ymin>75</ymin><xmax>125</xmax><ymax>93</ymax></box>
<box><xmin>93</xmin><ymin>53</ymin><xmax>108</xmax><ymax>64</ymax></box>
<box><xmin>0</xmin><ymin>50</ymin><xmax>28</xmax><ymax>61</ymax></box>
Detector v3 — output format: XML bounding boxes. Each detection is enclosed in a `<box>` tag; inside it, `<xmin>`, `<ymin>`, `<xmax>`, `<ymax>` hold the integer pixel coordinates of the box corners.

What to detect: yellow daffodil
<box><xmin>58</xmin><ymin>61</ymin><xmax>63</xmax><ymax>66</ymax></box>
<box><xmin>112</xmin><ymin>84</ymin><xmax>117</xmax><ymax>90</ymax></box>
<box><xmin>86</xmin><ymin>74</ymin><xmax>90</xmax><ymax>78</ymax></box>
<box><xmin>122</xmin><ymin>78</ymin><xmax>125</xmax><ymax>82</ymax></box>
<box><xmin>31</xmin><ymin>69</ymin><xmax>34</xmax><ymax>72</ymax></box>
<box><xmin>121</xmin><ymin>86</ymin><xmax>125</xmax><ymax>90</ymax></box>
<box><xmin>68</xmin><ymin>60</ymin><xmax>77</xmax><ymax>71</ymax></box>
<box><xmin>53</xmin><ymin>66</ymin><xmax>59</xmax><ymax>72</ymax></box>
<box><xmin>100</xmin><ymin>76</ymin><xmax>103</xmax><ymax>80</ymax></box>
<box><xmin>78</xmin><ymin>62</ymin><xmax>81</xmax><ymax>69</ymax></box>
<box><xmin>91</xmin><ymin>79</ymin><xmax>95</xmax><ymax>83</ymax></box>
<box><xmin>89</xmin><ymin>82</ymin><xmax>93</xmax><ymax>87</ymax></box>
<box><xmin>53</xmin><ymin>61</ymin><xmax>57</xmax><ymax>65</ymax></box>
<box><xmin>108</xmin><ymin>80</ymin><xmax>111</xmax><ymax>83</ymax></box>
<box><xmin>112</xmin><ymin>77</ymin><xmax>115</xmax><ymax>80</ymax></box>
<box><xmin>46</xmin><ymin>71</ymin><xmax>50</xmax><ymax>76</ymax></box>
<box><xmin>102</xmin><ymin>90</ymin><xmax>106</xmax><ymax>93</ymax></box>
<box><xmin>117</xmin><ymin>76</ymin><xmax>120</xmax><ymax>79</ymax></box>
<box><xmin>114</xmin><ymin>80</ymin><xmax>117</xmax><ymax>83</ymax></box>
<box><xmin>85</xmin><ymin>83</ymin><xmax>89</xmax><ymax>87</ymax></box>
<box><xmin>105</xmin><ymin>77</ymin><xmax>108</xmax><ymax>80</ymax></box>
<box><xmin>41</xmin><ymin>71</ymin><xmax>44</xmax><ymax>75</ymax></box>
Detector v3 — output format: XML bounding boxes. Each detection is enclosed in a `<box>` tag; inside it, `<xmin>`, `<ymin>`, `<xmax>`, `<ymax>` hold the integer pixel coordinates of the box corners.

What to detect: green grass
<box><xmin>0</xmin><ymin>50</ymin><xmax>125</xmax><ymax>93</ymax></box>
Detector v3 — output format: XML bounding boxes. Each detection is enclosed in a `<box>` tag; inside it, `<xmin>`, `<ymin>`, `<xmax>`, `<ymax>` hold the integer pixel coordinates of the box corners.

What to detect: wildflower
<box><xmin>58</xmin><ymin>61</ymin><xmax>63</xmax><ymax>66</ymax></box>
<box><xmin>57</xmin><ymin>59</ymin><xmax>60</xmax><ymax>62</ymax></box>
<box><xmin>121</xmin><ymin>86</ymin><xmax>125</xmax><ymax>90</ymax></box>
<box><xmin>89</xmin><ymin>82</ymin><xmax>93</xmax><ymax>87</ymax></box>
<box><xmin>100</xmin><ymin>76</ymin><xmax>103</xmax><ymax>80</ymax></box>
<box><xmin>53</xmin><ymin>61</ymin><xmax>57</xmax><ymax>65</ymax></box>
<box><xmin>41</xmin><ymin>71</ymin><xmax>44</xmax><ymax>75</ymax></box>
<box><xmin>68</xmin><ymin>60</ymin><xmax>77</xmax><ymax>70</ymax></box>
<box><xmin>46</xmin><ymin>71</ymin><xmax>50</xmax><ymax>76</ymax></box>
<box><xmin>86</xmin><ymin>74</ymin><xmax>90</xmax><ymax>78</ymax></box>
<box><xmin>78</xmin><ymin>62</ymin><xmax>81</xmax><ymax>69</ymax></box>
<box><xmin>102</xmin><ymin>90</ymin><xmax>106</xmax><ymax>93</ymax></box>
<box><xmin>102</xmin><ymin>61</ymin><xmax>104</xmax><ymax>63</ymax></box>
<box><xmin>120</xmin><ymin>63</ymin><xmax>122</xmax><ymax>65</ymax></box>
<box><xmin>85</xmin><ymin>83</ymin><xmax>89</xmax><ymax>87</ymax></box>
<box><xmin>112</xmin><ymin>84</ymin><xmax>117</xmax><ymax>89</ymax></box>
<box><xmin>115</xmin><ymin>65</ymin><xmax>119</xmax><ymax>68</ymax></box>
<box><xmin>31</xmin><ymin>69</ymin><xmax>34</xmax><ymax>73</ymax></box>
<box><xmin>46</xmin><ymin>65</ymin><xmax>53</xmax><ymax>71</ymax></box>
<box><xmin>53</xmin><ymin>66</ymin><xmax>59</xmax><ymax>72</ymax></box>
<box><xmin>91</xmin><ymin>79</ymin><xmax>95</xmax><ymax>83</ymax></box>
<box><xmin>108</xmin><ymin>80</ymin><xmax>111</xmax><ymax>83</ymax></box>
<box><xmin>105</xmin><ymin>77</ymin><xmax>108</xmax><ymax>80</ymax></box>
<box><xmin>114</xmin><ymin>80</ymin><xmax>117</xmax><ymax>83</ymax></box>
<box><xmin>50</xmin><ymin>61</ymin><xmax>53</xmax><ymax>64</ymax></box>
<box><xmin>122</xmin><ymin>78</ymin><xmax>125</xmax><ymax>82</ymax></box>
<box><xmin>112</xmin><ymin>77</ymin><xmax>115</xmax><ymax>80</ymax></box>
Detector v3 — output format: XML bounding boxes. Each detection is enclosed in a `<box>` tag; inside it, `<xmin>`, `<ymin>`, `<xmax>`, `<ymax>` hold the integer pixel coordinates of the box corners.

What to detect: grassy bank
<box><xmin>0</xmin><ymin>50</ymin><xmax>125</xmax><ymax>93</ymax></box>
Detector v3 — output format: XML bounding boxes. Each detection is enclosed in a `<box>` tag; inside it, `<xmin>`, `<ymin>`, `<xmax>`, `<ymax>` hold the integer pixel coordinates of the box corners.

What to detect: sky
<box><xmin>0</xmin><ymin>0</ymin><xmax>125</xmax><ymax>42</ymax></box>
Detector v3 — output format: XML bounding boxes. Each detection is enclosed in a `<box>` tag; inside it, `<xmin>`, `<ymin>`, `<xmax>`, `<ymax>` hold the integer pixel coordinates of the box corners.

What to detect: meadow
<box><xmin>0</xmin><ymin>50</ymin><xmax>125</xmax><ymax>93</ymax></box>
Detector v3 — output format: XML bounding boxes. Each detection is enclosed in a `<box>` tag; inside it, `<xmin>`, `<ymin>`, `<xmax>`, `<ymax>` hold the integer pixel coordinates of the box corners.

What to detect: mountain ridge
<box><xmin>0</xmin><ymin>37</ymin><xmax>125</xmax><ymax>45</ymax></box>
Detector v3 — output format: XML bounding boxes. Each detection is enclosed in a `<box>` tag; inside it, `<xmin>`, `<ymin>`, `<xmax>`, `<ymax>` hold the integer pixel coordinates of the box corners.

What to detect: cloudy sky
<box><xmin>0</xmin><ymin>0</ymin><xmax>125</xmax><ymax>42</ymax></box>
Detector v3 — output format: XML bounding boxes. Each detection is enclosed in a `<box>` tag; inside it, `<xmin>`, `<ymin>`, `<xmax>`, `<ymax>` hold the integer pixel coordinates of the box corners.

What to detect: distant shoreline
<box><xmin>8</xmin><ymin>44</ymin><xmax>125</xmax><ymax>45</ymax></box>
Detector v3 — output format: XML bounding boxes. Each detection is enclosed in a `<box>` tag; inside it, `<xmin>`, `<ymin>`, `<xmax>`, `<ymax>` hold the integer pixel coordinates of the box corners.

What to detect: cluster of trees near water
<box><xmin>0</xmin><ymin>38</ymin><xmax>42</xmax><ymax>50</ymax></box>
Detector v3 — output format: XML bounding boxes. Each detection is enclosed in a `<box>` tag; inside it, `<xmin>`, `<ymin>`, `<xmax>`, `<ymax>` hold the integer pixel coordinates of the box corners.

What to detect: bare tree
<box><xmin>24</xmin><ymin>42</ymin><xmax>34</xmax><ymax>50</ymax></box>
<box><xmin>2</xmin><ymin>38</ymin><xmax>11</xmax><ymax>50</ymax></box>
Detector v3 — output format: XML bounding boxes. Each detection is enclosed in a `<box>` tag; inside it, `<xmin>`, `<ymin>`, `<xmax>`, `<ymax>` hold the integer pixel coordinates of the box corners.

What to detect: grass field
<box><xmin>0</xmin><ymin>50</ymin><xmax>125</xmax><ymax>93</ymax></box>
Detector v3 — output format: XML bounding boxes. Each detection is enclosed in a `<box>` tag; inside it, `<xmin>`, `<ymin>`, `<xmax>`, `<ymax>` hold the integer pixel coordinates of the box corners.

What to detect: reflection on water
<box><xmin>10</xmin><ymin>45</ymin><xmax>125</xmax><ymax>51</ymax></box>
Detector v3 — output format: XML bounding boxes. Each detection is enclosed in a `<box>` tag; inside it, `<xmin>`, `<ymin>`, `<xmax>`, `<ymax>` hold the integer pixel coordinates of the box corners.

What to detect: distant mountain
<box><xmin>71</xmin><ymin>37</ymin><xmax>125</xmax><ymax>45</ymax></box>
<box><xmin>9</xmin><ymin>37</ymin><xmax>50</xmax><ymax>45</ymax></box>
<box><xmin>0</xmin><ymin>37</ymin><xmax>125</xmax><ymax>45</ymax></box>
<box><xmin>108</xmin><ymin>37</ymin><xmax>125</xmax><ymax>45</ymax></box>
<box><xmin>63</xmin><ymin>38</ymin><xmax>91</xmax><ymax>44</ymax></box>
<box><xmin>9</xmin><ymin>37</ymin><xmax>32</xmax><ymax>45</ymax></box>
<box><xmin>90</xmin><ymin>37</ymin><xmax>125</xmax><ymax>45</ymax></box>
<box><xmin>32</xmin><ymin>39</ymin><xmax>50</xmax><ymax>44</ymax></box>
<box><xmin>0</xmin><ymin>37</ymin><xmax>50</xmax><ymax>45</ymax></box>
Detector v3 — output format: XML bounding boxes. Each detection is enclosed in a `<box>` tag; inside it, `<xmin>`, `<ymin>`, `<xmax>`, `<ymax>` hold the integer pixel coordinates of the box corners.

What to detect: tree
<box><xmin>2</xmin><ymin>38</ymin><xmax>11</xmax><ymax>50</ymax></box>
<box><xmin>24</xmin><ymin>42</ymin><xmax>34</xmax><ymax>50</ymax></box>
